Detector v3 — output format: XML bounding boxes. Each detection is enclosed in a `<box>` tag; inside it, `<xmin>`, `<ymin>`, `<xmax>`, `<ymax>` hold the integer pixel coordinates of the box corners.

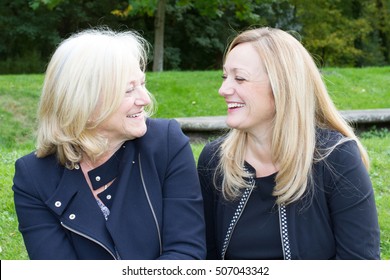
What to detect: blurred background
<box><xmin>0</xmin><ymin>0</ymin><xmax>389</xmax><ymax>74</ymax></box>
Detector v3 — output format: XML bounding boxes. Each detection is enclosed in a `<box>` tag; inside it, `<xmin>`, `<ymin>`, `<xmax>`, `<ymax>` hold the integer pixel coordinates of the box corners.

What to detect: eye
<box><xmin>125</xmin><ymin>87</ymin><xmax>135</xmax><ymax>95</ymax></box>
<box><xmin>221</xmin><ymin>74</ymin><xmax>227</xmax><ymax>80</ymax></box>
<box><xmin>125</xmin><ymin>80</ymin><xmax>146</xmax><ymax>95</ymax></box>
<box><xmin>235</xmin><ymin>76</ymin><xmax>246</xmax><ymax>82</ymax></box>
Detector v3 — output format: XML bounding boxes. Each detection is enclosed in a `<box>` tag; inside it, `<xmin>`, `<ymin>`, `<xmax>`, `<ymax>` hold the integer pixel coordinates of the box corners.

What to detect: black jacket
<box><xmin>198</xmin><ymin>129</ymin><xmax>380</xmax><ymax>259</ymax></box>
<box><xmin>13</xmin><ymin>118</ymin><xmax>206</xmax><ymax>260</ymax></box>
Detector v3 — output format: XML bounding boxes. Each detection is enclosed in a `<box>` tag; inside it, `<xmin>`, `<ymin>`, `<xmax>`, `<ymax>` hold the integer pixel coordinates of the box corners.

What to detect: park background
<box><xmin>0</xmin><ymin>0</ymin><xmax>389</xmax><ymax>259</ymax></box>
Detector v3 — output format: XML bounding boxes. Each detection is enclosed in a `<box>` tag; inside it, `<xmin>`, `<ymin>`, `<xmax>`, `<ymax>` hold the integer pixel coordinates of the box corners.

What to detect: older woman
<box><xmin>13</xmin><ymin>28</ymin><xmax>205</xmax><ymax>260</ymax></box>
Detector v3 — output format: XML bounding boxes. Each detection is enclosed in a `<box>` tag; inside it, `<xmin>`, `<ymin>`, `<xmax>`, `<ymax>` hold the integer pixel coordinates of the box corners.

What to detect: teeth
<box><xmin>228</xmin><ymin>103</ymin><xmax>245</xmax><ymax>109</ymax></box>
<box><xmin>127</xmin><ymin>113</ymin><xmax>141</xmax><ymax>118</ymax></box>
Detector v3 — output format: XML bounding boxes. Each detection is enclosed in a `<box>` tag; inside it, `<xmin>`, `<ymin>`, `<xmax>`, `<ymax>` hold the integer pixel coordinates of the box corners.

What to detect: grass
<box><xmin>0</xmin><ymin>67</ymin><xmax>389</xmax><ymax>259</ymax></box>
<box><xmin>359</xmin><ymin>129</ymin><xmax>390</xmax><ymax>259</ymax></box>
<box><xmin>148</xmin><ymin>71</ymin><xmax>226</xmax><ymax>118</ymax></box>
<box><xmin>0</xmin><ymin>148</ymin><xmax>32</xmax><ymax>260</ymax></box>
<box><xmin>323</xmin><ymin>67</ymin><xmax>390</xmax><ymax>110</ymax></box>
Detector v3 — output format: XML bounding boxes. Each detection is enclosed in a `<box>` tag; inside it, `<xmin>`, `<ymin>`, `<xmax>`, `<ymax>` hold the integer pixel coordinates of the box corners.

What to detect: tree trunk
<box><xmin>152</xmin><ymin>0</ymin><xmax>166</xmax><ymax>72</ymax></box>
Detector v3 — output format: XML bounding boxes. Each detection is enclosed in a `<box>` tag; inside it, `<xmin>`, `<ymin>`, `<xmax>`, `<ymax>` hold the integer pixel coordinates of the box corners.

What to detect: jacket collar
<box><xmin>88</xmin><ymin>145</ymin><xmax>126</xmax><ymax>190</ymax></box>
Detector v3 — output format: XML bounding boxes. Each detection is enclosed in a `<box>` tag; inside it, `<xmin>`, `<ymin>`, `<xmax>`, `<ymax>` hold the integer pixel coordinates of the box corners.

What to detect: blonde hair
<box><xmin>218</xmin><ymin>27</ymin><xmax>369</xmax><ymax>205</ymax></box>
<box><xmin>36</xmin><ymin>27</ymin><xmax>155</xmax><ymax>168</ymax></box>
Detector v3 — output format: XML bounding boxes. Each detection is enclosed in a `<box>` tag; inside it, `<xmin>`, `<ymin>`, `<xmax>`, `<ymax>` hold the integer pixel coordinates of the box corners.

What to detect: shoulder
<box><xmin>134</xmin><ymin>118</ymin><xmax>190</xmax><ymax>160</ymax></box>
<box><xmin>198</xmin><ymin>136</ymin><xmax>225</xmax><ymax>169</ymax></box>
<box><xmin>315</xmin><ymin>128</ymin><xmax>361</xmax><ymax>161</ymax></box>
<box><xmin>203</xmin><ymin>136</ymin><xmax>226</xmax><ymax>154</ymax></box>
<box><xmin>142</xmin><ymin>118</ymin><xmax>186</xmax><ymax>142</ymax></box>
<box><xmin>317</xmin><ymin>127</ymin><xmax>359</xmax><ymax>152</ymax></box>
<box><xmin>15</xmin><ymin>151</ymin><xmax>60</xmax><ymax>172</ymax></box>
<box><xmin>13</xmin><ymin>152</ymin><xmax>63</xmax><ymax>195</ymax></box>
<box><xmin>315</xmin><ymin>128</ymin><xmax>344</xmax><ymax>149</ymax></box>
<box><xmin>315</xmin><ymin>129</ymin><xmax>369</xmax><ymax>191</ymax></box>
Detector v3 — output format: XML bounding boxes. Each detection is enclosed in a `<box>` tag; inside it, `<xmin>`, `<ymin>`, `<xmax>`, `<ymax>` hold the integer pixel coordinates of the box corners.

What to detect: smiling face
<box><xmin>96</xmin><ymin>69</ymin><xmax>151</xmax><ymax>146</ymax></box>
<box><xmin>219</xmin><ymin>42</ymin><xmax>275</xmax><ymax>134</ymax></box>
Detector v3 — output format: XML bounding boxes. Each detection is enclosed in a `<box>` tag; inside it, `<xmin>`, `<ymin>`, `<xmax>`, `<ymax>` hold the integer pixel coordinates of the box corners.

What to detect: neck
<box><xmin>245</xmin><ymin>130</ymin><xmax>278</xmax><ymax>177</ymax></box>
<box><xmin>82</xmin><ymin>141</ymin><xmax>124</xmax><ymax>169</ymax></box>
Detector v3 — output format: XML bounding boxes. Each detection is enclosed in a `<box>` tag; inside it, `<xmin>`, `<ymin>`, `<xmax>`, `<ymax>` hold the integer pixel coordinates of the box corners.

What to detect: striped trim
<box><xmin>279</xmin><ymin>204</ymin><xmax>292</xmax><ymax>260</ymax></box>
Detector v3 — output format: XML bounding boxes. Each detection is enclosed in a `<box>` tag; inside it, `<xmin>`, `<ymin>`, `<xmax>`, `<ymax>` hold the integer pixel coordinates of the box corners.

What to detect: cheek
<box><xmin>250</xmin><ymin>86</ymin><xmax>274</xmax><ymax>111</ymax></box>
<box><xmin>120</xmin><ymin>98</ymin><xmax>135</xmax><ymax>111</ymax></box>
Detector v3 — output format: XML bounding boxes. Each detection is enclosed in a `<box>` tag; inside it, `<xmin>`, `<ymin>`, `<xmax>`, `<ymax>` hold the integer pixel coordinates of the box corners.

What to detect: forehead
<box><xmin>224</xmin><ymin>42</ymin><xmax>264</xmax><ymax>74</ymax></box>
<box><xmin>128</xmin><ymin>68</ymin><xmax>145</xmax><ymax>82</ymax></box>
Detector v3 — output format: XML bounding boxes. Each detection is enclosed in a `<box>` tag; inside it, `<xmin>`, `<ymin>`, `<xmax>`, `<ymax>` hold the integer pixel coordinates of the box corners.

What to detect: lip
<box><xmin>126</xmin><ymin>110</ymin><xmax>144</xmax><ymax>119</ymax></box>
<box><xmin>226</xmin><ymin>102</ymin><xmax>245</xmax><ymax>112</ymax></box>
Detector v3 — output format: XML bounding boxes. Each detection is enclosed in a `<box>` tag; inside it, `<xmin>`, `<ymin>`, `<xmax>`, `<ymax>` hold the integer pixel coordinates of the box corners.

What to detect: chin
<box><xmin>133</xmin><ymin>126</ymin><xmax>148</xmax><ymax>138</ymax></box>
<box><xmin>225</xmin><ymin>118</ymin><xmax>241</xmax><ymax>129</ymax></box>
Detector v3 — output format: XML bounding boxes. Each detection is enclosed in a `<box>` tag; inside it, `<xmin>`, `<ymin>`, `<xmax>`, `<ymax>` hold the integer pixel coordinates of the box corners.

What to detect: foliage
<box><xmin>293</xmin><ymin>0</ymin><xmax>374</xmax><ymax>66</ymax></box>
<box><xmin>1</xmin><ymin>0</ymin><xmax>389</xmax><ymax>73</ymax></box>
<box><xmin>0</xmin><ymin>0</ymin><xmax>61</xmax><ymax>73</ymax></box>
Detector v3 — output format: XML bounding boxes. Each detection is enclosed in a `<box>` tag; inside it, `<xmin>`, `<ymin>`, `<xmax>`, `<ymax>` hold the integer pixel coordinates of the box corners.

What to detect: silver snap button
<box><xmin>74</xmin><ymin>164</ymin><xmax>80</xmax><ymax>170</ymax></box>
<box><xmin>95</xmin><ymin>176</ymin><xmax>101</xmax><ymax>181</ymax></box>
<box><xmin>69</xmin><ymin>214</ymin><xmax>76</xmax><ymax>220</ymax></box>
<box><xmin>54</xmin><ymin>201</ymin><xmax>62</xmax><ymax>207</ymax></box>
<box><xmin>106</xmin><ymin>195</ymin><xmax>112</xmax><ymax>200</ymax></box>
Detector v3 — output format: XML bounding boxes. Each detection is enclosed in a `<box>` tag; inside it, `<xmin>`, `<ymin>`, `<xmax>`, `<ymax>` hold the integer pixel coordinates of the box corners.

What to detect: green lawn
<box><xmin>0</xmin><ymin>67</ymin><xmax>389</xmax><ymax>259</ymax></box>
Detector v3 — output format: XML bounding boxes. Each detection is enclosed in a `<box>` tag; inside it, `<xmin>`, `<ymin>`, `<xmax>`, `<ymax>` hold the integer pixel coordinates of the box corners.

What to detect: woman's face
<box><xmin>219</xmin><ymin>42</ymin><xmax>275</xmax><ymax>134</ymax></box>
<box><xmin>97</xmin><ymin>69</ymin><xmax>151</xmax><ymax>144</ymax></box>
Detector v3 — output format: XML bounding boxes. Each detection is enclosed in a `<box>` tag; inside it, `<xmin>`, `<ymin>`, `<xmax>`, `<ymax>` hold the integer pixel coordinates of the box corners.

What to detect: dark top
<box><xmin>226</xmin><ymin>173</ymin><xmax>283</xmax><ymax>259</ymax></box>
<box><xmin>13</xmin><ymin>118</ymin><xmax>206</xmax><ymax>260</ymax></box>
<box><xmin>198</xmin><ymin>128</ymin><xmax>380</xmax><ymax>259</ymax></box>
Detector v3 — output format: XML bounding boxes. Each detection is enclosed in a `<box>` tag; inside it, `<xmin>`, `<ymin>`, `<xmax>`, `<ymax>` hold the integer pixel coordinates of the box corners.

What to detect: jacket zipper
<box><xmin>221</xmin><ymin>186</ymin><xmax>253</xmax><ymax>259</ymax></box>
<box><xmin>221</xmin><ymin>173</ymin><xmax>293</xmax><ymax>260</ymax></box>
<box><xmin>138</xmin><ymin>153</ymin><xmax>163</xmax><ymax>256</ymax></box>
<box><xmin>278</xmin><ymin>204</ymin><xmax>292</xmax><ymax>260</ymax></box>
<box><xmin>61</xmin><ymin>222</ymin><xmax>119</xmax><ymax>259</ymax></box>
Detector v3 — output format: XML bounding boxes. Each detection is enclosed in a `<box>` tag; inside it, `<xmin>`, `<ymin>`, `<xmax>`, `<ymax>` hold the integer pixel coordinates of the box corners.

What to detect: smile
<box><xmin>127</xmin><ymin>112</ymin><xmax>142</xmax><ymax>118</ymax></box>
<box><xmin>227</xmin><ymin>103</ymin><xmax>245</xmax><ymax>109</ymax></box>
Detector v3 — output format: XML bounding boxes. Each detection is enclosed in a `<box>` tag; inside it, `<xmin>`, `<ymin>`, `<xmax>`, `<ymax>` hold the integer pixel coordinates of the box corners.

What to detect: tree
<box><xmin>2</xmin><ymin>0</ymin><xmax>389</xmax><ymax>74</ymax></box>
<box><xmin>292</xmin><ymin>0</ymin><xmax>372</xmax><ymax>66</ymax></box>
<box><xmin>0</xmin><ymin>0</ymin><xmax>61</xmax><ymax>73</ymax></box>
<box><xmin>153</xmin><ymin>0</ymin><xmax>166</xmax><ymax>71</ymax></box>
<box><xmin>114</xmin><ymin>0</ymin><xmax>271</xmax><ymax>71</ymax></box>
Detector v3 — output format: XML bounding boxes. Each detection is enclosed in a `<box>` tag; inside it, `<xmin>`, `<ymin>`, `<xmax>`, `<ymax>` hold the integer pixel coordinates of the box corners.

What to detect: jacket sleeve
<box><xmin>13</xmin><ymin>156</ymin><xmax>78</xmax><ymax>259</ymax></box>
<box><xmin>197</xmin><ymin>141</ymin><xmax>220</xmax><ymax>259</ymax></box>
<box><xmin>325</xmin><ymin>140</ymin><xmax>380</xmax><ymax>259</ymax></box>
<box><xmin>157</xmin><ymin>120</ymin><xmax>206</xmax><ymax>260</ymax></box>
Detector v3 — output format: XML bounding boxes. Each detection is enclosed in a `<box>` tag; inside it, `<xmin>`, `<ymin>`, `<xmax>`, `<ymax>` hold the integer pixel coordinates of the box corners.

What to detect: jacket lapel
<box><xmin>45</xmin><ymin>165</ymin><xmax>117</xmax><ymax>257</ymax></box>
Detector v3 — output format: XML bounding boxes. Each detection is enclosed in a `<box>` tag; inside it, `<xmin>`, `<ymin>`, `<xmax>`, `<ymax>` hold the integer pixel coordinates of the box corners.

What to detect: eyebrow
<box><xmin>222</xmin><ymin>66</ymin><xmax>250</xmax><ymax>76</ymax></box>
<box><xmin>129</xmin><ymin>73</ymin><xmax>146</xmax><ymax>85</ymax></box>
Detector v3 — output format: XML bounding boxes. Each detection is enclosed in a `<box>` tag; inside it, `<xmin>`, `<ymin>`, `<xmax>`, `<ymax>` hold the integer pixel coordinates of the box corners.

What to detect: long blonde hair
<box><xmin>217</xmin><ymin>27</ymin><xmax>369</xmax><ymax>205</ymax></box>
<box><xmin>36</xmin><ymin>28</ymin><xmax>154</xmax><ymax>168</ymax></box>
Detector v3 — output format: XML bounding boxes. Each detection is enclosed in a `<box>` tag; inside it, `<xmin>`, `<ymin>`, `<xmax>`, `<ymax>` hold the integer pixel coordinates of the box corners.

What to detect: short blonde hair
<box><xmin>217</xmin><ymin>27</ymin><xmax>369</xmax><ymax>205</ymax></box>
<box><xmin>36</xmin><ymin>28</ymin><xmax>154</xmax><ymax>168</ymax></box>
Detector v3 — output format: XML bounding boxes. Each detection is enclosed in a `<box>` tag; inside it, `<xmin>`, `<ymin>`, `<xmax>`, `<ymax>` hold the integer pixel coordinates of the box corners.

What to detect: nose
<box><xmin>218</xmin><ymin>80</ymin><xmax>234</xmax><ymax>97</ymax></box>
<box><xmin>134</xmin><ymin>86</ymin><xmax>151</xmax><ymax>106</ymax></box>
